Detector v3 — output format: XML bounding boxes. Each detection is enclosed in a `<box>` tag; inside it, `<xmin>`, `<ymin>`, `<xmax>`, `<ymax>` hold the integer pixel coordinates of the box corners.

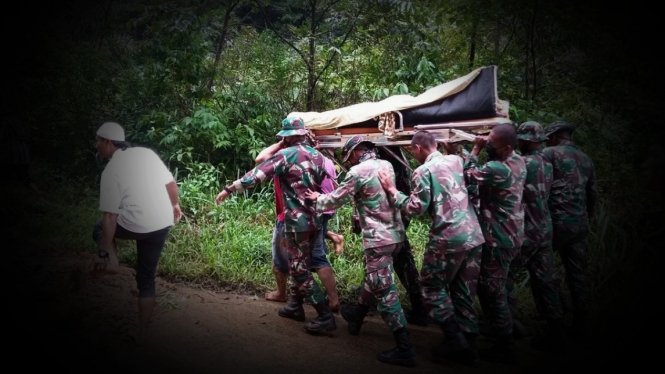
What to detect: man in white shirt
<box><xmin>90</xmin><ymin>121</ymin><xmax>182</xmax><ymax>345</ymax></box>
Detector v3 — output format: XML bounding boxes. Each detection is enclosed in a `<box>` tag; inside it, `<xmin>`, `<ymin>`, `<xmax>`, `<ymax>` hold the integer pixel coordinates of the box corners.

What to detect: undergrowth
<box><xmin>8</xmin><ymin>159</ymin><xmax>655</xmax><ymax>340</ymax></box>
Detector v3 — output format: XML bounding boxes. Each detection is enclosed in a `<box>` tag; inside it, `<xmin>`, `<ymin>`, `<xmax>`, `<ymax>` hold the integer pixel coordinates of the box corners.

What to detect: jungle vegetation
<box><xmin>4</xmin><ymin>0</ymin><xmax>661</xmax><ymax>342</ymax></box>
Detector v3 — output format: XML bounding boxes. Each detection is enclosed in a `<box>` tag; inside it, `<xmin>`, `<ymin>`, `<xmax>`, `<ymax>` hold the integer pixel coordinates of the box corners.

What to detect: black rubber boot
<box><xmin>479</xmin><ymin>334</ymin><xmax>519</xmax><ymax>365</ymax></box>
<box><xmin>532</xmin><ymin>318</ymin><xmax>568</xmax><ymax>353</ymax></box>
<box><xmin>377</xmin><ymin>327</ymin><xmax>417</xmax><ymax>367</ymax></box>
<box><xmin>304</xmin><ymin>299</ymin><xmax>336</xmax><ymax>333</ymax></box>
<box><xmin>405</xmin><ymin>292</ymin><xmax>429</xmax><ymax>326</ymax></box>
<box><xmin>341</xmin><ymin>303</ymin><xmax>369</xmax><ymax>335</ymax></box>
<box><xmin>431</xmin><ymin>317</ymin><xmax>469</xmax><ymax>358</ymax></box>
<box><xmin>278</xmin><ymin>290</ymin><xmax>305</xmax><ymax>322</ymax></box>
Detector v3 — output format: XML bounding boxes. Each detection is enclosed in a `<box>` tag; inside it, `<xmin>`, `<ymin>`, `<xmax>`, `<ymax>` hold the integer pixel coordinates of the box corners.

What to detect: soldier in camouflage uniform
<box><xmin>216</xmin><ymin>116</ymin><xmax>336</xmax><ymax>334</ymax></box>
<box><xmin>463</xmin><ymin>123</ymin><xmax>526</xmax><ymax>365</ymax></box>
<box><xmin>376</xmin><ymin>146</ymin><xmax>428</xmax><ymax>326</ymax></box>
<box><xmin>304</xmin><ymin>135</ymin><xmax>416</xmax><ymax>367</ymax></box>
<box><xmin>542</xmin><ymin>121</ymin><xmax>597</xmax><ymax>340</ymax></box>
<box><xmin>509</xmin><ymin>121</ymin><xmax>566</xmax><ymax>352</ymax></box>
<box><xmin>379</xmin><ymin>130</ymin><xmax>485</xmax><ymax>367</ymax></box>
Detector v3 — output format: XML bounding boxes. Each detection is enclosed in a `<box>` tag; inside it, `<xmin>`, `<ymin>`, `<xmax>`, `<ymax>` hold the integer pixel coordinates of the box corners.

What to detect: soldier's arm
<box><xmin>464</xmin><ymin>158</ymin><xmax>508</xmax><ymax>187</ymax></box>
<box><xmin>394</xmin><ymin>168</ymin><xmax>430</xmax><ymax>217</ymax></box>
<box><xmin>316</xmin><ymin>169</ymin><xmax>360</xmax><ymax>212</ymax></box>
<box><xmin>232</xmin><ymin>151</ymin><xmax>284</xmax><ymax>192</ymax></box>
<box><xmin>255</xmin><ymin>140</ymin><xmax>285</xmax><ymax>165</ymax></box>
<box><xmin>463</xmin><ymin>138</ymin><xmax>487</xmax><ymax>186</ymax></box>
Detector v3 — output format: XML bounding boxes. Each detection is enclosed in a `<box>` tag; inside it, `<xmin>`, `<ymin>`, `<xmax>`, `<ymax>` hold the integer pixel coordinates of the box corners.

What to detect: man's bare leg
<box><xmin>265</xmin><ymin>264</ymin><xmax>288</xmax><ymax>302</ymax></box>
<box><xmin>136</xmin><ymin>297</ymin><xmax>155</xmax><ymax>345</ymax></box>
<box><xmin>315</xmin><ymin>266</ymin><xmax>340</xmax><ymax>312</ymax></box>
<box><xmin>326</xmin><ymin>231</ymin><xmax>344</xmax><ymax>256</ymax></box>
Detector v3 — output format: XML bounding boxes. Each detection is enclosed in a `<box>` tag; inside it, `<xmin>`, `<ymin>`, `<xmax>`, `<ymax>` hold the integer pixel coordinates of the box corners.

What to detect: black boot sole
<box><xmin>278</xmin><ymin>309</ymin><xmax>306</xmax><ymax>322</ymax></box>
<box><xmin>304</xmin><ymin>321</ymin><xmax>337</xmax><ymax>333</ymax></box>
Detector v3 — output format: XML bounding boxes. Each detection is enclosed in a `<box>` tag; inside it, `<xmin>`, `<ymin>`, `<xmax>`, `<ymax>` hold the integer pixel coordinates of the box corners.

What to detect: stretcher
<box><xmin>289</xmin><ymin>65</ymin><xmax>511</xmax><ymax>171</ymax></box>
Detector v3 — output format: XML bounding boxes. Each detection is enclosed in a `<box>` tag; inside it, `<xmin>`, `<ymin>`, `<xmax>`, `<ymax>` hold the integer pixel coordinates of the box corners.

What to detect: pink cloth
<box><xmin>321</xmin><ymin>157</ymin><xmax>337</xmax><ymax>215</ymax></box>
<box><xmin>274</xmin><ymin>176</ymin><xmax>285</xmax><ymax>222</ymax></box>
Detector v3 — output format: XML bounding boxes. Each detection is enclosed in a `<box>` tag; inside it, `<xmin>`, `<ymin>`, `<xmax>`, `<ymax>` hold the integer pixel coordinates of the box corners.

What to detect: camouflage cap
<box><xmin>517</xmin><ymin>121</ymin><xmax>547</xmax><ymax>142</ymax></box>
<box><xmin>342</xmin><ymin>135</ymin><xmax>375</xmax><ymax>163</ymax></box>
<box><xmin>543</xmin><ymin>120</ymin><xmax>575</xmax><ymax>137</ymax></box>
<box><xmin>277</xmin><ymin>116</ymin><xmax>309</xmax><ymax>137</ymax></box>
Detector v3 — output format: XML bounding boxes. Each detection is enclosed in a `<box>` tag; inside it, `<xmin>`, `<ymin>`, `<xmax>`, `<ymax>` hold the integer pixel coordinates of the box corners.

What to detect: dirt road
<box><xmin>9</xmin><ymin>244</ymin><xmax>637</xmax><ymax>374</ymax></box>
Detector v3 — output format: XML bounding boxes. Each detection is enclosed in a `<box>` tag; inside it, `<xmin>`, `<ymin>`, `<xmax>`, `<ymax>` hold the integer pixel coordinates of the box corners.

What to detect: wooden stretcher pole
<box><xmin>378</xmin><ymin>146</ymin><xmax>413</xmax><ymax>173</ymax></box>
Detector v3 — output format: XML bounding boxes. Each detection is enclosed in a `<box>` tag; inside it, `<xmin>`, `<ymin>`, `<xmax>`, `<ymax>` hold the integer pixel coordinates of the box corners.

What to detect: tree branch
<box><xmin>207</xmin><ymin>0</ymin><xmax>241</xmax><ymax>91</ymax></box>
<box><xmin>316</xmin><ymin>0</ymin><xmax>340</xmax><ymax>26</ymax></box>
<box><xmin>254</xmin><ymin>0</ymin><xmax>310</xmax><ymax>69</ymax></box>
<box><xmin>312</xmin><ymin>3</ymin><xmax>364</xmax><ymax>88</ymax></box>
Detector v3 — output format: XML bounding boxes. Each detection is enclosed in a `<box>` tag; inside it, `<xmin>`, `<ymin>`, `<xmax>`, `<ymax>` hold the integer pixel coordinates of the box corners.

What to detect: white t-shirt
<box><xmin>99</xmin><ymin>147</ymin><xmax>175</xmax><ymax>233</ymax></box>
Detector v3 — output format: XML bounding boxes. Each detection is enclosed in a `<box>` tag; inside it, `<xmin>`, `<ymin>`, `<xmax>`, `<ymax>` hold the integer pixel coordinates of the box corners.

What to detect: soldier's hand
<box><xmin>216</xmin><ymin>190</ymin><xmax>229</xmax><ymax>205</ymax></box>
<box><xmin>471</xmin><ymin>135</ymin><xmax>487</xmax><ymax>156</ymax></box>
<box><xmin>303</xmin><ymin>189</ymin><xmax>320</xmax><ymax>201</ymax></box>
<box><xmin>474</xmin><ymin>135</ymin><xmax>488</xmax><ymax>147</ymax></box>
<box><xmin>379</xmin><ymin>170</ymin><xmax>395</xmax><ymax>190</ymax></box>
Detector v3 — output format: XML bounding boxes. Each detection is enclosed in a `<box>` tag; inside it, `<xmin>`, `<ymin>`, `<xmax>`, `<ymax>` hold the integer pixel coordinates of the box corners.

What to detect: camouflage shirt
<box><xmin>316</xmin><ymin>152</ymin><xmax>405</xmax><ymax>248</ymax></box>
<box><xmin>392</xmin><ymin>151</ymin><xmax>485</xmax><ymax>253</ymax></box>
<box><xmin>521</xmin><ymin>149</ymin><xmax>553</xmax><ymax>247</ymax></box>
<box><xmin>542</xmin><ymin>140</ymin><xmax>597</xmax><ymax>228</ymax></box>
<box><xmin>464</xmin><ymin>151</ymin><xmax>527</xmax><ymax>248</ymax></box>
<box><xmin>232</xmin><ymin>141</ymin><xmax>326</xmax><ymax>233</ymax></box>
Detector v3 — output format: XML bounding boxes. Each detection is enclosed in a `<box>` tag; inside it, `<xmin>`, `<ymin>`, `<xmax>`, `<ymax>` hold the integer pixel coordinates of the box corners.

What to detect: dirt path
<box><xmin>10</xmin><ymin>244</ymin><xmax>626</xmax><ymax>373</ymax></box>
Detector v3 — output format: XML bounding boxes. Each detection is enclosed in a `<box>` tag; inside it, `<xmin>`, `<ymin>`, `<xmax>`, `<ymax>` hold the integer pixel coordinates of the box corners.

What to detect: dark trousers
<box><xmin>478</xmin><ymin>245</ymin><xmax>520</xmax><ymax>336</ymax></box>
<box><xmin>93</xmin><ymin>220</ymin><xmax>171</xmax><ymax>298</ymax></box>
<box><xmin>552</xmin><ymin>225</ymin><xmax>590</xmax><ymax>314</ymax></box>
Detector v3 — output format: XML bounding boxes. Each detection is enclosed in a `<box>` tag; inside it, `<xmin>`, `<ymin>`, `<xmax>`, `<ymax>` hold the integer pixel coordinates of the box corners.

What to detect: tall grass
<box><xmin>9</xmin><ymin>161</ymin><xmax>431</xmax><ymax>307</ymax></box>
<box><xmin>159</xmin><ymin>178</ymin><xmax>431</xmax><ymax>304</ymax></box>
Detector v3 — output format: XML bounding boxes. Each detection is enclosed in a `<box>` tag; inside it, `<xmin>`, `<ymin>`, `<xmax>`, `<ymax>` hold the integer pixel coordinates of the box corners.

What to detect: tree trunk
<box><xmin>468</xmin><ymin>20</ymin><xmax>477</xmax><ymax>69</ymax></box>
<box><xmin>306</xmin><ymin>0</ymin><xmax>318</xmax><ymax>111</ymax></box>
<box><xmin>207</xmin><ymin>1</ymin><xmax>240</xmax><ymax>92</ymax></box>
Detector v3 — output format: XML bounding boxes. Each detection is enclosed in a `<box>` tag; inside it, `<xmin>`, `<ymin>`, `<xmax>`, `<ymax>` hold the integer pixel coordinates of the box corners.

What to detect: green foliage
<box><xmin>18</xmin><ymin>0</ymin><xmax>655</xmax><ymax>338</ymax></box>
<box><xmin>175</xmin><ymin>162</ymin><xmax>222</xmax><ymax>217</ymax></box>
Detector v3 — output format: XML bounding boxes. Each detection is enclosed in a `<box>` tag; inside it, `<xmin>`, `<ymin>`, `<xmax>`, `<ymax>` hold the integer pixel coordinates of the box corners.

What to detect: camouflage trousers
<box><xmin>507</xmin><ymin>241</ymin><xmax>563</xmax><ymax>320</ymax></box>
<box><xmin>392</xmin><ymin>236</ymin><xmax>422</xmax><ymax>298</ymax></box>
<box><xmin>285</xmin><ymin>231</ymin><xmax>325</xmax><ymax>305</ymax></box>
<box><xmin>421</xmin><ymin>245</ymin><xmax>482</xmax><ymax>334</ymax></box>
<box><xmin>478</xmin><ymin>245</ymin><xmax>520</xmax><ymax>337</ymax></box>
<box><xmin>552</xmin><ymin>225</ymin><xmax>590</xmax><ymax>314</ymax></box>
<box><xmin>359</xmin><ymin>243</ymin><xmax>407</xmax><ymax>332</ymax></box>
